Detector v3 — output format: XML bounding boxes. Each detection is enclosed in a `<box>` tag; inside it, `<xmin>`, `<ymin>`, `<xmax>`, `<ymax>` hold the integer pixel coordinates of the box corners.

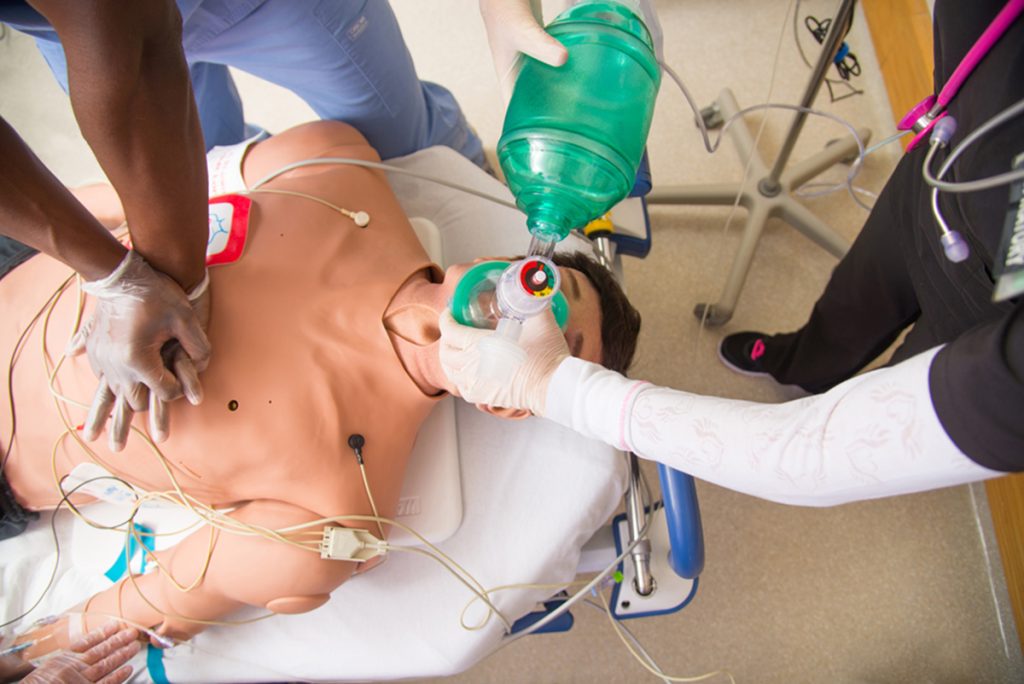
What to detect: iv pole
<box><xmin>647</xmin><ymin>0</ymin><xmax>868</xmax><ymax>325</ymax></box>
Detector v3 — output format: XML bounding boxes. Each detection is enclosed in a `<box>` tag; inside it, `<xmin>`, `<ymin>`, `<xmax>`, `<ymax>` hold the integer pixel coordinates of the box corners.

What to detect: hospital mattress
<box><xmin>0</xmin><ymin>146</ymin><xmax>628</xmax><ymax>682</ymax></box>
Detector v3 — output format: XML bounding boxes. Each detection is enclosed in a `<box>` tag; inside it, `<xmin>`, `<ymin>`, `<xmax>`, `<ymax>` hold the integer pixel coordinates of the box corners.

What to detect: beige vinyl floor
<box><xmin>1</xmin><ymin>1</ymin><xmax>1022</xmax><ymax>682</ymax></box>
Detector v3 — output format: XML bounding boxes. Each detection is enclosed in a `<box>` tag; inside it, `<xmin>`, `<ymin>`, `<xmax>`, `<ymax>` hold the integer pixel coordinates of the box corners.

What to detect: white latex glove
<box><xmin>631</xmin><ymin>0</ymin><xmax>664</xmax><ymax>61</ymax></box>
<box><xmin>479</xmin><ymin>0</ymin><xmax>569</xmax><ymax>101</ymax></box>
<box><xmin>67</xmin><ymin>250</ymin><xmax>211</xmax><ymax>451</ymax></box>
<box><xmin>21</xmin><ymin>624</ymin><xmax>139</xmax><ymax>684</ymax></box>
<box><xmin>439</xmin><ymin>308</ymin><xmax>569</xmax><ymax>415</ymax></box>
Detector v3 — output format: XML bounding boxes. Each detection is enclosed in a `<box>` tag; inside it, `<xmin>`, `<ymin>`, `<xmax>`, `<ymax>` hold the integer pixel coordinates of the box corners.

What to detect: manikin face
<box><xmin>442</xmin><ymin>259</ymin><xmax>604</xmax><ymax>365</ymax></box>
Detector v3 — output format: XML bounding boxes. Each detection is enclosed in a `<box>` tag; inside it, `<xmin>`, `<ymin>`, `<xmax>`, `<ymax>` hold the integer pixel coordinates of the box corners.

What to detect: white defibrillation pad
<box><xmin>205</xmin><ymin>194</ymin><xmax>251</xmax><ymax>266</ymax></box>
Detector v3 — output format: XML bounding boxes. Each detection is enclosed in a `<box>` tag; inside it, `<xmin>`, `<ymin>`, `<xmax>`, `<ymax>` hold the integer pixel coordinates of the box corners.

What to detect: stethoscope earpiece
<box><xmin>925</xmin><ymin>114</ymin><xmax>970</xmax><ymax>264</ymax></box>
<box><xmin>939</xmin><ymin>231</ymin><xmax>970</xmax><ymax>263</ymax></box>
<box><xmin>929</xmin><ymin>115</ymin><xmax>958</xmax><ymax>147</ymax></box>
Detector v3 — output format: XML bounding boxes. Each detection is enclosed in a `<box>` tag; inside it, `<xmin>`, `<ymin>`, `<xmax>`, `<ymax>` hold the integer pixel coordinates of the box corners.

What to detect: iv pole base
<box><xmin>647</xmin><ymin>87</ymin><xmax>870</xmax><ymax>326</ymax></box>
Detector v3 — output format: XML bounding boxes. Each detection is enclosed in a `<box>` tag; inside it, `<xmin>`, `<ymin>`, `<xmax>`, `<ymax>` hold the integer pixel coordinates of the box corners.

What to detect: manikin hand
<box><xmin>439</xmin><ymin>308</ymin><xmax>569</xmax><ymax>416</ymax></box>
<box><xmin>20</xmin><ymin>624</ymin><xmax>140</xmax><ymax>684</ymax></box>
<box><xmin>67</xmin><ymin>250</ymin><xmax>211</xmax><ymax>451</ymax></box>
<box><xmin>478</xmin><ymin>0</ymin><xmax>569</xmax><ymax>100</ymax></box>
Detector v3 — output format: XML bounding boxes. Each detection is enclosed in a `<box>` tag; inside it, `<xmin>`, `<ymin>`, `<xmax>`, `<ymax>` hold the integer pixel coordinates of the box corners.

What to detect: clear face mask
<box><xmin>450</xmin><ymin>260</ymin><xmax>569</xmax><ymax>331</ymax></box>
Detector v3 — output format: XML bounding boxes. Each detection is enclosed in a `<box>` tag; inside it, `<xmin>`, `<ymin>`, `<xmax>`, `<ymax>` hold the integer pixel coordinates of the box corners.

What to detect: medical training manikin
<box><xmin>3</xmin><ymin>122</ymin><xmax>455</xmax><ymax>652</ymax></box>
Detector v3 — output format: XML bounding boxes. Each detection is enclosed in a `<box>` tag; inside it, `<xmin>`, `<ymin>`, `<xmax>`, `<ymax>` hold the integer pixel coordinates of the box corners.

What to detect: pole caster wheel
<box><xmin>699</xmin><ymin>103</ymin><xmax>724</xmax><ymax>130</ymax></box>
<box><xmin>693</xmin><ymin>302</ymin><xmax>732</xmax><ymax>326</ymax></box>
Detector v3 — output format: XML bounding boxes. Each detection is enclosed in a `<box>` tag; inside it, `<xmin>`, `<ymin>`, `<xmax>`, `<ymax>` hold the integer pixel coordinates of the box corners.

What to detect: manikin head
<box><xmin>437</xmin><ymin>251</ymin><xmax>642</xmax><ymax>417</ymax></box>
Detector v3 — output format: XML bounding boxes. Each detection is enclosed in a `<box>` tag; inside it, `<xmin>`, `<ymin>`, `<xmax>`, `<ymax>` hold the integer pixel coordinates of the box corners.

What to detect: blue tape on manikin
<box><xmin>103</xmin><ymin>523</ymin><xmax>155</xmax><ymax>582</ymax></box>
<box><xmin>147</xmin><ymin>643</ymin><xmax>171</xmax><ymax>684</ymax></box>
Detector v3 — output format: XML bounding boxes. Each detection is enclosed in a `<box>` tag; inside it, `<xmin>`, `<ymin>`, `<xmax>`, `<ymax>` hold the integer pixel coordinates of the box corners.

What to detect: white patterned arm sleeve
<box><xmin>544</xmin><ymin>348</ymin><xmax>1001</xmax><ymax>506</ymax></box>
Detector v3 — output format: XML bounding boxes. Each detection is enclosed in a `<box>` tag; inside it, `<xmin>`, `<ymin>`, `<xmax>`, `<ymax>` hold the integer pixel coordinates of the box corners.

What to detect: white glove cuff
<box><xmin>81</xmin><ymin>250</ymin><xmax>142</xmax><ymax>299</ymax></box>
<box><xmin>187</xmin><ymin>270</ymin><xmax>210</xmax><ymax>302</ymax></box>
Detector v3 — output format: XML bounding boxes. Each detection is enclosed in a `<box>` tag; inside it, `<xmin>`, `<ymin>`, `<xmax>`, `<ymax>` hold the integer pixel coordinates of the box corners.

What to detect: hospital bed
<box><xmin>0</xmin><ymin>146</ymin><xmax>703</xmax><ymax>682</ymax></box>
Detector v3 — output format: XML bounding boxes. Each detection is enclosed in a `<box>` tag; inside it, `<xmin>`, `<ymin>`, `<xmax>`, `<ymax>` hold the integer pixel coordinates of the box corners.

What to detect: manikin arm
<box><xmin>5</xmin><ymin>625</ymin><xmax>139</xmax><ymax>684</ymax></box>
<box><xmin>18</xmin><ymin>500</ymin><xmax>359</xmax><ymax>655</ymax></box>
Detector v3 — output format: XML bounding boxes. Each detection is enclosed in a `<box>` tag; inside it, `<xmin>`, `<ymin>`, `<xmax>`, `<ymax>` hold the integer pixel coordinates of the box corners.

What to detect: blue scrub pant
<box><xmin>0</xmin><ymin>233</ymin><xmax>38</xmax><ymax>540</ymax></box>
<box><xmin>2</xmin><ymin>0</ymin><xmax>484</xmax><ymax>164</ymax></box>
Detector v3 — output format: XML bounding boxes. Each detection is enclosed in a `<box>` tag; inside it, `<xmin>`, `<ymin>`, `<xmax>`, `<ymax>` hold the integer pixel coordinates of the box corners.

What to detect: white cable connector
<box><xmin>319</xmin><ymin>526</ymin><xmax>387</xmax><ymax>562</ymax></box>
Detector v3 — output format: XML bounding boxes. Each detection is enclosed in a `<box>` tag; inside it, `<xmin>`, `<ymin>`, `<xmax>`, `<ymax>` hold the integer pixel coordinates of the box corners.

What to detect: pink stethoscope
<box><xmin>895</xmin><ymin>0</ymin><xmax>1024</xmax><ymax>263</ymax></box>
<box><xmin>898</xmin><ymin>0</ymin><xmax>1024</xmax><ymax>152</ymax></box>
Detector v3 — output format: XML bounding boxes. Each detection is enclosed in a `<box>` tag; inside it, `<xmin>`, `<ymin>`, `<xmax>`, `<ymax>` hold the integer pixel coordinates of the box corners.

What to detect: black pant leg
<box><xmin>0</xmin><ymin>235</ymin><xmax>37</xmax><ymax>280</ymax></box>
<box><xmin>0</xmin><ymin>235</ymin><xmax>39</xmax><ymax>539</ymax></box>
<box><xmin>759</xmin><ymin>157</ymin><xmax>922</xmax><ymax>393</ymax></box>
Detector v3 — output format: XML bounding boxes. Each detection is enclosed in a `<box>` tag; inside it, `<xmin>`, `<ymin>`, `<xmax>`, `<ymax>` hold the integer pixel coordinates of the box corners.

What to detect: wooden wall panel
<box><xmin>861</xmin><ymin>0</ymin><xmax>934</xmax><ymax>146</ymax></box>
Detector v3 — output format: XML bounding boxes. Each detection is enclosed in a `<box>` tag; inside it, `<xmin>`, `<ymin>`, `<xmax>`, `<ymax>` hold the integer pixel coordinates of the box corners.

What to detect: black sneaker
<box><xmin>718</xmin><ymin>332</ymin><xmax>772</xmax><ymax>377</ymax></box>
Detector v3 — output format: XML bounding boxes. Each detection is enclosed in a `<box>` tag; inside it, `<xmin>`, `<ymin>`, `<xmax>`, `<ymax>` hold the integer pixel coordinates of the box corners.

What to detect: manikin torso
<box><xmin>1</xmin><ymin>122</ymin><xmax>445</xmax><ymax>641</ymax></box>
<box><xmin>4</xmin><ymin>128</ymin><xmax>441</xmax><ymax>515</ymax></box>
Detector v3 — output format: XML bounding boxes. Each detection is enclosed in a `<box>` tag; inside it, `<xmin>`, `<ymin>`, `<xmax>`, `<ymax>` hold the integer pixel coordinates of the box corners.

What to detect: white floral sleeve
<box><xmin>544</xmin><ymin>349</ymin><xmax>1000</xmax><ymax>506</ymax></box>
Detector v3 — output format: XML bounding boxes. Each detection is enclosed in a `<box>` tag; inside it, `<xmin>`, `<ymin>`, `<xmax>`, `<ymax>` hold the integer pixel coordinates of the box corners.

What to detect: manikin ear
<box><xmin>474</xmin><ymin>403</ymin><xmax>531</xmax><ymax>420</ymax></box>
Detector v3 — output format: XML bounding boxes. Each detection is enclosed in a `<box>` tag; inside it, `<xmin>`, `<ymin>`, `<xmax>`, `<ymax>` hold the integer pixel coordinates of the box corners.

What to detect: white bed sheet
<box><xmin>0</xmin><ymin>146</ymin><xmax>627</xmax><ymax>682</ymax></box>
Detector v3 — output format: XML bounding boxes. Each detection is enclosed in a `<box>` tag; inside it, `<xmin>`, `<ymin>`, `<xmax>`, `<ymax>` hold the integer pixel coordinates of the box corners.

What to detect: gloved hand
<box><xmin>21</xmin><ymin>623</ymin><xmax>139</xmax><ymax>684</ymax></box>
<box><xmin>479</xmin><ymin>0</ymin><xmax>569</xmax><ymax>101</ymax></box>
<box><xmin>145</xmin><ymin>277</ymin><xmax>210</xmax><ymax>444</ymax></box>
<box><xmin>439</xmin><ymin>308</ymin><xmax>569</xmax><ymax>416</ymax></box>
<box><xmin>67</xmin><ymin>250</ymin><xmax>211</xmax><ymax>451</ymax></box>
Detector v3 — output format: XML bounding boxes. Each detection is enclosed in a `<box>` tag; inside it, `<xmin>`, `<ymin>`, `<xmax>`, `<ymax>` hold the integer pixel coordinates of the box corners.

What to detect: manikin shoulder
<box><xmin>241</xmin><ymin>121</ymin><xmax>382</xmax><ymax>188</ymax></box>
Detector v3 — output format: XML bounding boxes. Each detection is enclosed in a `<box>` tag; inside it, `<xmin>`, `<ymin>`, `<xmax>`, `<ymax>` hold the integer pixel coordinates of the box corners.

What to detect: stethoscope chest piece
<box><xmin>899</xmin><ymin>95</ymin><xmax>949</xmax><ymax>152</ymax></box>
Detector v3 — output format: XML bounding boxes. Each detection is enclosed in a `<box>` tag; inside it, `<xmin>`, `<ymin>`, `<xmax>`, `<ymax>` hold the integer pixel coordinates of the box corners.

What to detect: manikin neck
<box><xmin>384</xmin><ymin>271</ymin><xmax>451</xmax><ymax>396</ymax></box>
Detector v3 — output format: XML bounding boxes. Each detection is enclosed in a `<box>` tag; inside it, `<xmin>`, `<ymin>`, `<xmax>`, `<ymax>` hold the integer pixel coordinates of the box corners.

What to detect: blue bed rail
<box><xmin>657</xmin><ymin>464</ymin><xmax>704</xmax><ymax>579</ymax></box>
